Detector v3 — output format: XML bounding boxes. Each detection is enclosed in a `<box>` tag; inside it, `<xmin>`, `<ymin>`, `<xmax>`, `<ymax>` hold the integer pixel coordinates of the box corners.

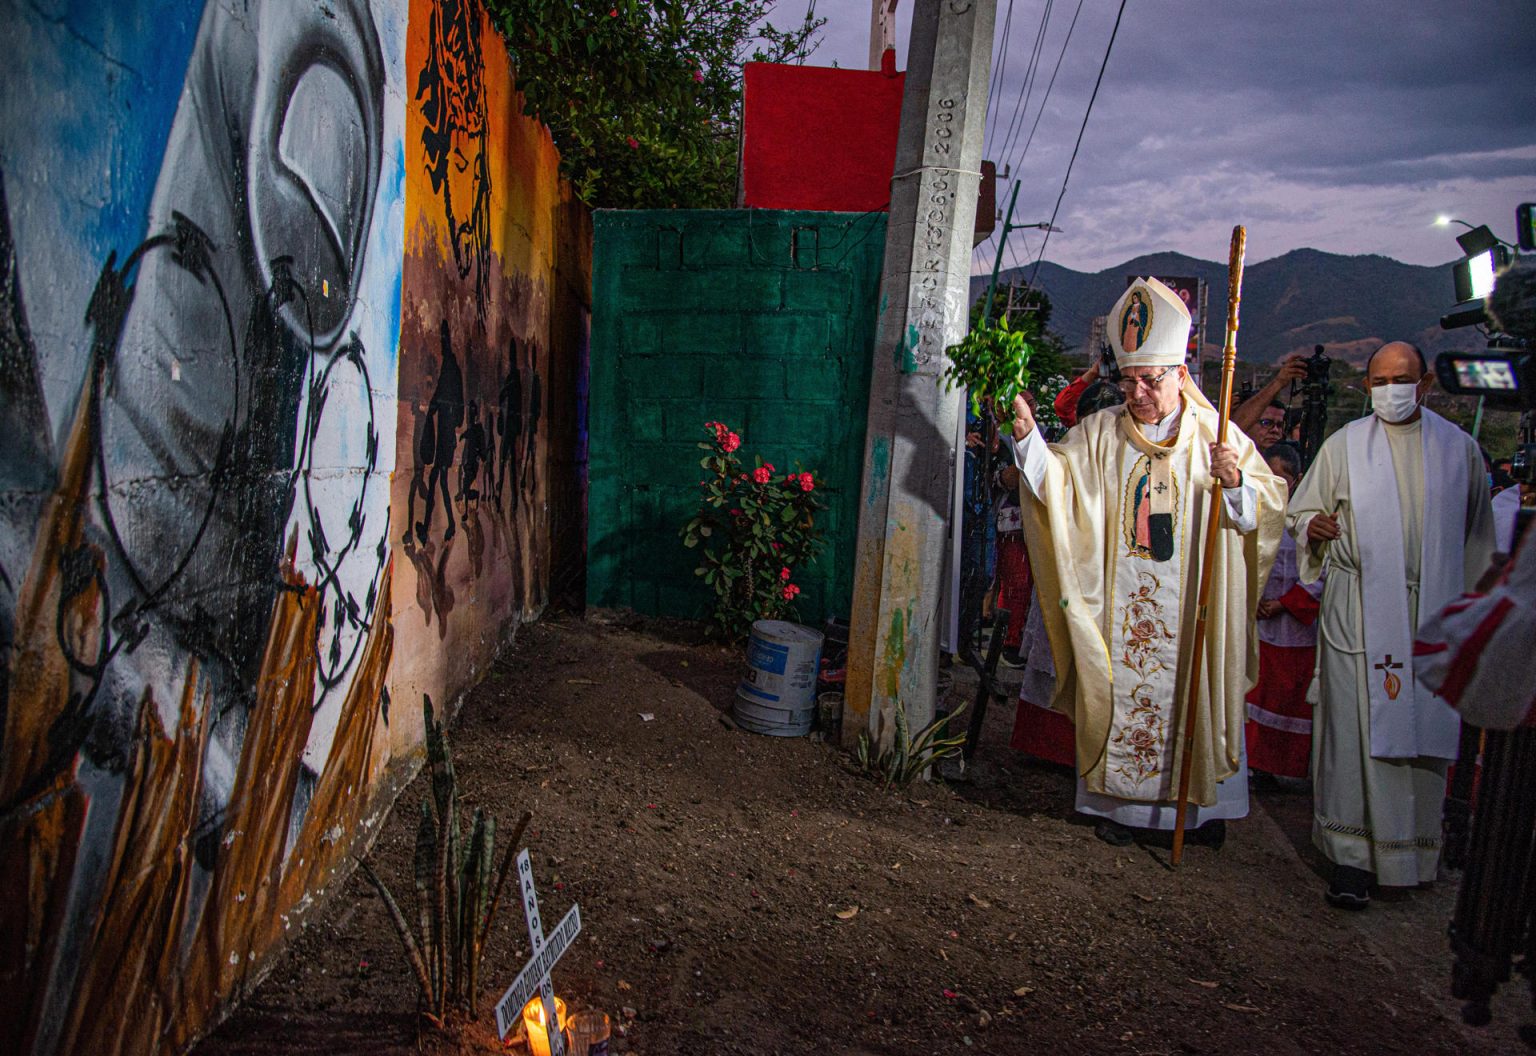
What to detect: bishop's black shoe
<box><xmin>1325</xmin><ymin>864</ymin><xmax>1373</xmax><ymax>910</ymax></box>
<box><xmin>1094</xmin><ymin>819</ymin><xmax>1135</xmax><ymax>847</ymax></box>
<box><xmin>1189</xmin><ymin>819</ymin><xmax>1227</xmax><ymax>850</ymax></box>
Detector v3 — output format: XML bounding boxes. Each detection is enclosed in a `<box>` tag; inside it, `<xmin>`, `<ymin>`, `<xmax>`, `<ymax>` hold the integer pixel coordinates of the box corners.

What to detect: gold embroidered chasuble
<box><xmin>1019</xmin><ymin>393</ymin><xmax>1285</xmax><ymax>808</ymax></box>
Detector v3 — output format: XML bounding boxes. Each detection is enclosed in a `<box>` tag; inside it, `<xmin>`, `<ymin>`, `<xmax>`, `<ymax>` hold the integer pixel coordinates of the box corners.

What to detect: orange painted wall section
<box><xmin>391</xmin><ymin>0</ymin><xmax>592</xmax><ymax>745</ymax></box>
<box><xmin>740</xmin><ymin>62</ymin><xmax>906</xmax><ymax>214</ymax></box>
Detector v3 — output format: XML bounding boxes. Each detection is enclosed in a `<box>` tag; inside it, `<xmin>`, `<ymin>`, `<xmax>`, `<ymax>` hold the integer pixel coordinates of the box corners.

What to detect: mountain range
<box><xmin>973</xmin><ymin>248</ymin><xmax>1485</xmax><ymax>367</ymax></box>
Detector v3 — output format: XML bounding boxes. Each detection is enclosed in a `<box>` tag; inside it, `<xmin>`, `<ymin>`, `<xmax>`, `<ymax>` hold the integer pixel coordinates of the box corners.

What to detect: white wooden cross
<box><xmin>494</xmin><ymin>848</ymin><xmax>583</xmax><ymax>1050</ymax></box>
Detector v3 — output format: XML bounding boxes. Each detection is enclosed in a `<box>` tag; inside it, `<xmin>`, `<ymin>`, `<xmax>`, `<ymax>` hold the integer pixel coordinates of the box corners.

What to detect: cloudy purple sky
<box><xmin>795</xmin><ymin>1</ymin><xmax>1536</xmax><ymax>274</ymax></box>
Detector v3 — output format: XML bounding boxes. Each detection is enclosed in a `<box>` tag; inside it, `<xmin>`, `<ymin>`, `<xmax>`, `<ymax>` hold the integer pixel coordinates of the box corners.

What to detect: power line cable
<box><xmin>984</xmin><ymin>0</ymin><xmax>1083</xmax><ymax>286</ymax></box>
<box><xmin>989</xmin><ymin>0</ymin><xmax>1052</xmax><ymax>170</ymax></box>
<box><xmin>1010</xmin><ymin>0</ymin><xmax>1083</xmax><ymax>173</ymax></box>
<box><xmin>984</xmin><ymin>0</ymin><xmax>1017</xmax><ymax>143</ymax></box>
<box><xmin>995</xmin><ymin>0</ymin><xmax>1054</xmax><ymax>169</ymax></box>
<box><xmin>976</xmin><ymin>1</ymin><xmax>1052</xmax><ymax>278</ymax></box>
<box><xmin>1027</xmin><ymin>0</ymin><xmax>1128</xmax><ymax>291</ymax></box>
<box><xmin>980</xmin><ymin>1</ymin><xmax>1059</xmax><ymax>275</ymax></box>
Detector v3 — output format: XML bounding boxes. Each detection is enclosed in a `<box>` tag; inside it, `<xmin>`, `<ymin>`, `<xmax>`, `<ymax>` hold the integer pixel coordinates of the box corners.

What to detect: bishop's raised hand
<box><xmin>1008</xmin><ymin>393</ymin><xmax>1036</xmax><ymax>441</ymax></box>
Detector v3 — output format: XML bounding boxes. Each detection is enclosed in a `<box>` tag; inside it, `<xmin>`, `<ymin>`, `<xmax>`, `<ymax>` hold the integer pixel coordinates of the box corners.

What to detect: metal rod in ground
<box><xmin>962</xmin><ymin>607</ymin><xmax>1011</xmax><ymax>761</ymax></box>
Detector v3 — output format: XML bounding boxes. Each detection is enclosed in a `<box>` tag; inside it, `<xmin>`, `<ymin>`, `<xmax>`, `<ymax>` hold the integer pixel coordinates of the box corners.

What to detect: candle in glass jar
<box><xmin>521</xmin><ymin>995</ymin><xmax>567</xmax><ymax>1056</ymax></box>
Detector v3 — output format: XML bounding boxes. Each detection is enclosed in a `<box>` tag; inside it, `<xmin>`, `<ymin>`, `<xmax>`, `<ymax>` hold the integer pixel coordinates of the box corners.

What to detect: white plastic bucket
<box><xmin>732</xmin><ymin>691</ymin><xmax>814</xmax><ymax>737</ymax></box>
<box><xmin>733</xmin><ymin>620</ymin><xmax>823</xmax><ymax>736</ymax></box>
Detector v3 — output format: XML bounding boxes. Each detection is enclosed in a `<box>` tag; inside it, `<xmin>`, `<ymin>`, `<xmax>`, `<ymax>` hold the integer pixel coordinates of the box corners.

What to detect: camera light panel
<box><xmin>1454</xmin><ymin>250</ymin><xmax>1497</xmax><ymax>303</ymax></box>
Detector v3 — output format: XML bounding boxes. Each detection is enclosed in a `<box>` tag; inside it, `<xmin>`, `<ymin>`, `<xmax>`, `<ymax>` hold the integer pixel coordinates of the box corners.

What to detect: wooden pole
<box><xmin>1170</xmin><ymin>225</ymin><xmax>1246</xmax><ymax>867</ymax></box>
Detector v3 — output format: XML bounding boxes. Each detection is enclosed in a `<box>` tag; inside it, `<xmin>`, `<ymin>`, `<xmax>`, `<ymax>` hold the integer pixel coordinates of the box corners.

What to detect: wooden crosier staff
<box><xmin>1170</xmin><ymin>224</ymin><xmax>1246</xmax><ymax>867</ymax></box>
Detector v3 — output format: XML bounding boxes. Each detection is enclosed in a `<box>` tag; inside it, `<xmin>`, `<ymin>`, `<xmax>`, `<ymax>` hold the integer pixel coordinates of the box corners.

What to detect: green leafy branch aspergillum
<box><xmin>941</xmin><ymin>313</ymin><xmax>1036</xmax><ymax>432</ymax></box>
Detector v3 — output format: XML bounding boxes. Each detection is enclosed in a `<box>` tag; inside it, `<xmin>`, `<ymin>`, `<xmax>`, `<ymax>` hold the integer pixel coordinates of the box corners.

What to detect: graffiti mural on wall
<box><xmin>0</xmin><ymin>1</ymin><xmax>406</xmax><ymax>1053</ymax></box>
<box><xmin>392</xmin><ymin>0</ymin><xmax>588</xmax><ymax>709</ymax></box>
<box><xmin>417</xmin><ymin>0</ymin><xmax>493</xmax><ymax>319</ymax></box>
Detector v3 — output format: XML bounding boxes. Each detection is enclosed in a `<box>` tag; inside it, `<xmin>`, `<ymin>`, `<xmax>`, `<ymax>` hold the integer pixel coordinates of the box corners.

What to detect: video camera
<box><xmin>1301</xmin><ymin>343</ymin><xmax>1332</xmax><ymax>395</ymax></box>
<box><xmin>1438</xmin><ymin>209</ymin><xmax>1536</xmax><ymax>1044</ymax></box>
<box><xmin>1436</xmin><ymin>343</ymin><xmax>1535</xmax><ymax>485</ymax></box>
<box><xmin>1096</xmin><ymin>337</ymin><xmax>1120</xmax><ymax>382</ymax></box>
<box><xmin>1293</xmin><ymin>344</ymin><xmax>1333</xmax><ymax>470</ymax></box>
<box><xmin>1435</xmin><ymin>204</ymin><xmax>1536</xmax><ymax>481</ymax></box>
<box><xmin>1434</xmin><ymin>343</ymin><xmax>1535</xmax><ymax>412</ymax></box>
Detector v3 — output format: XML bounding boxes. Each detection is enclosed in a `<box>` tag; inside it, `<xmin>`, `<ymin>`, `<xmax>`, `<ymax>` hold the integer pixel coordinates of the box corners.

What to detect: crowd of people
<box><xmin>960</xmin><ymin>277</ymin><xmax>1531</xmax><ymax>910</ymax></box>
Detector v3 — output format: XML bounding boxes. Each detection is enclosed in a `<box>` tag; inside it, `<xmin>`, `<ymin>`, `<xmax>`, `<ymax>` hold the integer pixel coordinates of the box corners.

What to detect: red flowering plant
<box><xmin>681</xmin><ymin>421</ymin><xmax>826</xmax><ymax>640</ymax></box>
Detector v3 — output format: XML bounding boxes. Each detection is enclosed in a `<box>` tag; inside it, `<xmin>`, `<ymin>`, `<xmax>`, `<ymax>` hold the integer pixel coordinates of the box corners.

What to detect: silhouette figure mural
<box><xmin>459</xmin><ymin>399</ymin><xmax>490</xmax><ymax>508</ymax></box>
<box><xmin>417</xmin><ymin>319</ymin><xmax>467</xmax><ymax>543</ymax></box>
<box><xmin>497</xmin><ymin>335</ymin><xmax>525</xmax><ymax>514</ymax></box>
<box><xmin>395</xmin><ymin>0</ymin><xmax>577</xmax><ymax>670</ymax></box>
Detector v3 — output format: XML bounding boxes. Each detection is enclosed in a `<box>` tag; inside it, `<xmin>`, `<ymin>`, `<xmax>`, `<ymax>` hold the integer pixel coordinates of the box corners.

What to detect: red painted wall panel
<box><xmin>740</xmin><ymin>61</ymin><xmax>904</xmax><ymax>214</ymax></box>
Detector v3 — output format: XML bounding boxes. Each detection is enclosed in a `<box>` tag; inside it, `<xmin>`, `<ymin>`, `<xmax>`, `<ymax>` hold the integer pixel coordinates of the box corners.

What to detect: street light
<box><xmin>1437</xmin><ymin>216</ymin><xmax>1501</xmax><ymax>255</ymax></box>
<box><xmin>981</xmin><ymin>180</ymin><xmax>1064</xmax><ymax>326</ymax></box>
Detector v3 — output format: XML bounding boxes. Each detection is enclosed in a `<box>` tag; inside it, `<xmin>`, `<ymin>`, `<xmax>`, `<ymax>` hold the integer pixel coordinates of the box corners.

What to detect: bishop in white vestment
<box><xmin>1287</xmin><ymin>341</ymin><xmax>1494</xmax><ymax>906</ymax></box>
<box><xmin>1007</xmin><ymin>278</ymin><xmax>1286</xmax><ymax>843</ymax></box>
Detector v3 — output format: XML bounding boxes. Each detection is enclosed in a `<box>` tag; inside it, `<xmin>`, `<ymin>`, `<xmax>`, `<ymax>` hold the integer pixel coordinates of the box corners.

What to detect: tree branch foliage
<box><xmin>486</xmin><ymin>0</ymin><xmax>825</xmax><ymax>209</ymax></box>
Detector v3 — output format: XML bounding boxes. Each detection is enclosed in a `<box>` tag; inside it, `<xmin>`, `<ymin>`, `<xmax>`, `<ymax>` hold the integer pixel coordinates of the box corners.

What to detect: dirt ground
<box><xmin>198</xmin><ymin>612</ymin><xmax>1528</xmax><ymax>1056</ymax></box>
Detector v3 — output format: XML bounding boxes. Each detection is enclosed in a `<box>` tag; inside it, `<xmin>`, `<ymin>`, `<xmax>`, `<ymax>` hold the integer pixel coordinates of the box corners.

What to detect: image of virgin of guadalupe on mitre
<box><xmin>1007</xmin><ymin>276</ymin><xmax>1286</xmax><ymax>819</ymax></box>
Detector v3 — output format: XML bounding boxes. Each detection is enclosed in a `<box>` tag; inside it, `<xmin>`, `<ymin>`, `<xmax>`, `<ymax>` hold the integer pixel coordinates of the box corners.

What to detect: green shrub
<box><xmin>681</xmin><ymin>420</ymin><xmax>825</xmax><ymax>641</ymax></box>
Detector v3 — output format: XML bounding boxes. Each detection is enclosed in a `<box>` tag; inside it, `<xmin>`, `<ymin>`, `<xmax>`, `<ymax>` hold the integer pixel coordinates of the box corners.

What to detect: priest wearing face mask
<box><xmin>1004</xmin><ymin>278</ymin><xmax>1286</xmax><ymax>848</ymax></box>
<box><xmin>1286</xmin><ymin>340</ymin><xmax>1495</xmax><ymax>909</ymax></box>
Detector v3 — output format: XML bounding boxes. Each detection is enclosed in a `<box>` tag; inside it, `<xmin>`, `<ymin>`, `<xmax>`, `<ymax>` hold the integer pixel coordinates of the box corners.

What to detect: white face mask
<box><xmin>1370</xmin><ymin>382</ymin><xmax>1421</xmax><ymax>424</ymax></box>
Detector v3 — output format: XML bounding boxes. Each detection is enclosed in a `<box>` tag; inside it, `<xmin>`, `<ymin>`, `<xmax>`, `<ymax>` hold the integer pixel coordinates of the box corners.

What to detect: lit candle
<box><xmin>521</xmin><ymin>995</ymin><xmax>567</xmax><ymax>1056</ymax></box>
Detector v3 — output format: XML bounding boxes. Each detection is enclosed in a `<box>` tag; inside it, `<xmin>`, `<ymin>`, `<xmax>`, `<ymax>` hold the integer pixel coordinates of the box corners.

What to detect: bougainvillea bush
<box><xmin>681</xmin><ymin>421</ymin><xmax>826</xmax><ymax>640</ymax></box>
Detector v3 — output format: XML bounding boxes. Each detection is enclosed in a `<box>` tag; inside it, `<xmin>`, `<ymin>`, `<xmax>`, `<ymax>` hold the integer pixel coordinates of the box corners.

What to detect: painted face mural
<box><xmin>0</xmin><ymin>1</ymin><xmax>404</xmax><ymax>1050</ymax></box>
<box><xmin>0</xmin><ymin>0</ymin><xmax>587</xmax><ymax>1048</ymax></box>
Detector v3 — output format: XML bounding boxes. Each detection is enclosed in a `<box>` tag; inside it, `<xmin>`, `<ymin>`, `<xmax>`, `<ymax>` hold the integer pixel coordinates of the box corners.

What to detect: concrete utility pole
<box><xmin>843</xmin><ymin>0</ymin><xmax>996</xmax><ymax>753</ymax></box>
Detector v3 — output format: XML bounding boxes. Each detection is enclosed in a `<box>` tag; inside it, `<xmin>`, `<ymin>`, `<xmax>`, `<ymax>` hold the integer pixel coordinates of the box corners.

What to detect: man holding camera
<box><xmin>1287</xmin><ymin>340</ymin><xmax>1495</xmax><ymax>909</ymax></box>
<box><xmin>1232</xmin><ymin>355</ymin><xmax>1307</xmax><ymax>443</ymax></box>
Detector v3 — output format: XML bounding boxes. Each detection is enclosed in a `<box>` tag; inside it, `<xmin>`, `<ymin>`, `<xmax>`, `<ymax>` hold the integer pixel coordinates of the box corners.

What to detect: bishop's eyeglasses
<box><xmin>1116</xmin><ymin>364</ymin><xmax>1179</xmax><ymax>392</ymax></box>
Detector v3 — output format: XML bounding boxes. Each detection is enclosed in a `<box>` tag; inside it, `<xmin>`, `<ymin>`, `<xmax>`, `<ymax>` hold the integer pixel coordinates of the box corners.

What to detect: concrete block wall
<box><xmin>588</xmin><ymin>209</ymin><xmax>887</xmax><ymax>624</ymax></box>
